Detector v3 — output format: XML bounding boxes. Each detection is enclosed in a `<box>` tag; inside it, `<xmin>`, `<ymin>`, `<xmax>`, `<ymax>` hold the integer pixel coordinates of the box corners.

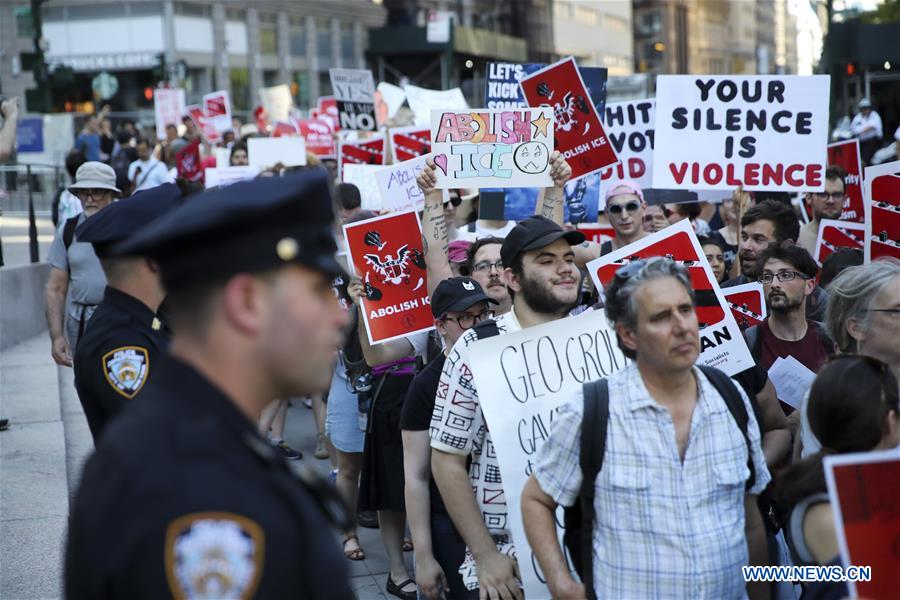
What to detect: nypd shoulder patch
<box><xmin>102</xmin><ymin>346</ymin><xmax>149</xmax><ymax>399</ymax></box>
<box><xmin>165</xmin><ymin>512</ymin><xmax>265</xmax><ymax>600</ymax></box>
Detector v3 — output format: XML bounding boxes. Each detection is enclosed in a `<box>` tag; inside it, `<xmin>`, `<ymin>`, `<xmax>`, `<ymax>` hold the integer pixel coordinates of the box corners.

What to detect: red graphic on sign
<box><xmin>391</xmin><ymin>128</ymin><xmax>431</xmax><ymax>162</ymax></box>
<box><xmin>175</xmin><ymin>138</ymin><xmax>202</xmax><ymax>182</ymax></box>
<box><xmin>519</xmin><ymin>57</ymin><xmax>618</xmax><ymax>179</ymax></box>
<box><xmin>298</xmin><ymin>118</ymin><xmax>336</xmax><ymax>159</ymax></box>
<box><xmin>317</xmin><ymin>96</ymin><xmax>340</xmax><ymax>131</ymax></box>
<box><xmin>576</xmin><ymin>223</ymin><xmax>616</xmax><ymax>244</ymax></box>
<box><xmin>869</xmin><ymin>172</ymin><xmax>900</xmax><ymax>261</ymax></box>
<box><xmin>815</xmin><ymin>221</ymin><xmax>864</xmax><ymax>264</ymax></box>
<box><xmin>253</xmin><ymin>104</ymin><xmax>268</xmax><ymax>133</ymax></box>
<box><xmin>827</xmin><ymin>139</ymin><xmax>865</xmax><ymax>223</ymax></box>
<box><xmin>344</xmin><ymin>211</ymin><xmax>433</xmax><ymax>345</ymax></box>
<box><xmin>271</xmin><ymin>120</ymin><xmax>300</xmax><ymax>137</ymax></box>
<box><xmin>338</xmin><ymin>136</ymin><xmax>386</xmax><ymax>179</ymax></box>
<box><xmin>722</xmin><ymin>284</ymin><xmax>766</xmax><ymax>330</ymax></box>
<box><xmin>204</xmin><ymin>94</ymin><xmax>227</xmax><ymax>118</ymax></box>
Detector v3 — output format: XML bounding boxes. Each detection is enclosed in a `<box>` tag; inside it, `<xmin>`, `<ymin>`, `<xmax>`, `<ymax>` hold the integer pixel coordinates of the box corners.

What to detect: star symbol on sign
<box><xmin>530</xmin><ymin>112</ymin><xmax>551</xmax><ymax>138</ymax></box>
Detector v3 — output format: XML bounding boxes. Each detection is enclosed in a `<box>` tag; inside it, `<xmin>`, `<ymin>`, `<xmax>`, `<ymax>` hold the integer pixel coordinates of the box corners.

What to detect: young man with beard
<box><xmin>429</xmin><ymin>216</ymin><xmax>585</xmax><ymax>599</ymax></box>
<box><xmin>797</xmin><ymin>166</ymin><xmax>847</xmax><ymax>255</ymax></box>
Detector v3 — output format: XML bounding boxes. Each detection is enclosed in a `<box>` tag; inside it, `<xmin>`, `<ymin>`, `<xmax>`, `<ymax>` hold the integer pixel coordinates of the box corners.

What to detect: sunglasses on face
<box><xmin>608</xmin><ymin>201</ymin><xmax>641</xmax><ymax>215</ymax></box>
<box><xmin>444</xmin><ymin>196</ymin><xmax>462</xmax><ymax>208</ymax></box>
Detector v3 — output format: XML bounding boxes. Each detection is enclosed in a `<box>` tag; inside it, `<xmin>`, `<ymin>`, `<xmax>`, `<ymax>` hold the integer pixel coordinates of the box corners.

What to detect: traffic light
<box><xmin>846</xmin><ymin>62</ymin><xmax>857</xmax><ymax>76</ymax></box>
<box><xmin>153</xmin><ymin>53</ymin><xmax>167</xmax><ymax>82</ymax></box>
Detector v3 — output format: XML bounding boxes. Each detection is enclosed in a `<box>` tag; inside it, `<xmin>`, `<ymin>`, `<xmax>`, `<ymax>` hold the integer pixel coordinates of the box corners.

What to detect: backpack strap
<box><xmin>697</xmin><ymin>364</ymin><xmax>756</xmax><ymax>492</ymax></box>
<box><xmin>578</xmin><ymin>378</ymin><xmax>609</xmax><ymax>600</ymax></box>
<box><xmin>743</xmin><ymin>324</ymin><xmax>761</xmax><ymax>362</ymax></box>
<box><xmin>63</xmin><ymin>215</ymin><xmax>79</xmax><ymax>251</ymax></box>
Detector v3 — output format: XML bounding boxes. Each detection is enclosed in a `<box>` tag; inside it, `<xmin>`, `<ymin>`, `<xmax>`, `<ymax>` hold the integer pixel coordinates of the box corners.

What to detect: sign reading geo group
<box><xmin>653</xmin><ymin>75</ymin><xmax>830</xmax><ymax>191</ymax></box>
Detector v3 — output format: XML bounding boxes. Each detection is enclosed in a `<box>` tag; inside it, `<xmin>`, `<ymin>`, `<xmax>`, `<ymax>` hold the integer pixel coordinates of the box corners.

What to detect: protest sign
<box><xmin>485</xmin><ymin>62</ymin><xmax>608</xmax><ymax>118</ymax></box>
<box><xmin>271</xmin><ymin>120</ymin><xmax>300</xmax><ymax>137</ymax></box>
<box><xmin>247</xmin><ymin>137</ymin><xmax>307</xmax><ymax>170</ymax></box>
<box><xmin>202</xmin><ymin>90</ymin><xmax>232</xmax><ymax>133</ymax></box>
<box><xmin>466</xmin><ymin>309</ymin><xmax>630</xmax><ymax>598</ymax></box>
<box><xmin>329</xmin><ymin>68</ymin><xmax>377</xmax><ymax>131</ymax></box>
<box><xmin>429</xmin><ymin>107</ymin><xmax>555</xmax><ymax>188</ymax></box>
<box><xmin>258</xmin><ymin>84</ymin><xmax>293</xmax><ymax>123</ymax></box>
<box><xmin>175</xmin><ymin>138</ymin><xmax>202</xmax><ymax>182</ymax></box>
<box><xmin>520</xmin><ymin>57</ymin><xmax>619</xmax><ymax>180</ymax></box>
<box><xmin>253</xmin><ymin>105</ymin><xmax>268</xmax><ymax>133</ymax></box>
<box><xmin>577</xmin><ymin>222</ymin><xmax>616</xmax><ymax>244</ymax></box>
<box><xmin>375</xmin><ymin>82</ymin><xmax>406</xmax><ymax>125</ymax></box>
<box><xmin>16</xmin><ymin>117</ymin><xmax>43</xmax><ymax>153</ymax></box>
<box><xmin>653</xmin><ymin>75</ymin><xmax>830</xmax><ymax>191</ymax></box>
<box><xmin>213</xmin><ymin>146</ymin><xmax>231</xmax><ymax>169</ymax></box>
<box><xmin>298</xmin><ymin>118</ymin><xmax>336</xmax><ymax>159</ymax></box>
<box><xmin>767</xmin><ymin>356</ymin><xmax>816</xmax><ymax>411</ymax></box>
<box><xmin>863</xmin><ymin>160</ymin><xmax>900</xmax><ymax>262</ymax></box>
<box><xmin>153</xmin><ymin>88</ymin><xmax>186</xmax><ymax>140</ymax></box>
<box><xmin>374</xmin><ymin>154</ymin><xmax>449</xmax><ymax>213</ymax></box>
<box><xmin>827</xmin><ymin>139</ymin><xmax>865</xmax><ymax>222</ymax></box>
<box><xmin>814</xmin><ymin>219</ymin><xmax>865</xmax><ymax>264</ymax></box>
<box><xmin>316</xmin><ymin>96</ymin><xmax>340</xmax><ymax>130</ymax></box>
<box><xmin>203</xmin><ymin>166</ymin><xmax>259</xmax><ymax>188</ymax></box>
<box><xmin>824</xmin><ymin>448</ymin><xmax>900</xmax><ymax>599</ymax></box>
<box><xmin>404</xmin><ymin>84</ymin><xmax>468</xmax><ymax>126</ymax></box>
<box><xmin>587</xmin><ymin>220</ymin><xmax>755</xmax><ymax>375</ymax></box>
<box><xmin>722</xmin><ymin>282</ymin><xmax>766</xmax><ymax>330</ymax></box>
<box><xmin>185</xmin><ymin>104</ymin><xmax>220</xmax><ymax>143</ymax></box>
<box><xmin>498</xmin><ymin>174</ymin><xmax>602</xmax><ymax>223</ymax></box>
<box><xmin>342</xmin><ymin>163</ymin><xmax>382</xmax><ymax>211</ymax></box>
<box><xmin>343</xmin><ymin>211</ymin><xmax>433</xmax><ymax>344</ymax></box>
<box><xmin>390</xmin><ymin>126</ymin><xmax>431</xmax><ymax>162</ymax></box>
<box><xmin>338</xmin><ymin>135</ymin><xmax>386</xmax><ymax>180</ymax></box>
<box><xmin>600</xmin><ymin>99</ymin><xmax>655</xmax><ymax>190</ymax></box>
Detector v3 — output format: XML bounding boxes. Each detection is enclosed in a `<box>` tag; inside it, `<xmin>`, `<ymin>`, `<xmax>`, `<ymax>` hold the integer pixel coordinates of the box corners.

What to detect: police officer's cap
<box><xmin>113</xmin><ymin>171</ymin><xmax>341</xmax><ymax>290</ymax></box>
<box><xmin>76</xmin><ymin>183</ymin><xmax>182</xmax><ymax>258</ymax></box>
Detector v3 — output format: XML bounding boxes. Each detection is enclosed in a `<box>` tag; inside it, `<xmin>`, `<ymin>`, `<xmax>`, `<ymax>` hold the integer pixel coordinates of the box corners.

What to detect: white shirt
<box><xmin>57</xmin><ymin>189</ymin><xmax>83</xmax><ymax>223</ymax></box>
<box><xmin>456</xmin><ymin>220</ymin><xmax>518</xmax><ymax>242</ymax></box>
<box><xmin>850</xmin><ymin>111</ymin><xmax>883</xmax><ymax>141</ymax></box>
<box><xmin>127</xmin><ymin>157</ymin><xmax>173</xmax><ymax>192</ymax></box>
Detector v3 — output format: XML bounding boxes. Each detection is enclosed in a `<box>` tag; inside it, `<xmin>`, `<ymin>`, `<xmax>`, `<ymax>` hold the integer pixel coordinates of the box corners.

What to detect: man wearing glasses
<box><xmin>44</xmin><ymin>162</ymin><xmax>119</xmax><ymax>366</ymax></box>
<box><xmin>797</xmin><ymin>166</ymin><xmax>847</xmax><ymax>255</ymax></box>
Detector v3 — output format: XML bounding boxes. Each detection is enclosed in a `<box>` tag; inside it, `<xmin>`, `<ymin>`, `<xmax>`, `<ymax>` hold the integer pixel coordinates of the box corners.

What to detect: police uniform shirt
<box><xmin>65</xmin><ymin>356</ymin><xmax>354</xmax><ymax>600</ymax></box>
<box><xmin>73</xmin><ymin>286</ymin><xmax>168</xmax><ymax>441</ymax></box>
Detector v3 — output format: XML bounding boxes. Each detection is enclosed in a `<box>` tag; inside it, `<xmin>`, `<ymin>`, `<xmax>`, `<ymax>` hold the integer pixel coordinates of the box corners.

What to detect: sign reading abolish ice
<box><xmin>429</xmin><ymin>107</ymin><xmax>555</xmax><ymax>188</ymax></box>
<box><xmin>374</xmin><ymin>154</ymin><xmax>449</xmax><ymax>213</ymax></box>
<box><xmin>343</xmin><ymin>211</ymin><xmax>433</xmax><ymax>345</ymax></box>
<box><xmin>587</xmin><ymin>220</ymin><xmax>755</xmax><ymax>376</ymax></box>
<box><xmin>329</xmin><ymin>68</ymin><xmax>377</xmax><ymax>131</ymax></box>
<box><xmin>653</xmin><ymin>75</ymin><xmax>830</xmax><ymax>191</ymax></box>
<box><xmin>467</xmin><ymin>309</ymin><xmax>630</xmax><ymax>598</ymax></box>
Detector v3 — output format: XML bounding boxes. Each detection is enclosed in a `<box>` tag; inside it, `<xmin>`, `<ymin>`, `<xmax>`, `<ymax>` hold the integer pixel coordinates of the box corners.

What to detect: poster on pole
<box><xmin>247</xmin><ymin>137</ymin><xmax>307</xmax><ymax>170</ymax></box>
<box><xmin>175</xmin><ymin>138</ymin><xmax>202</xmax><ymax>182</ymax></box>
<box><xmin>342</xmin><ymin>164</ymin><xmax>383</xmax><ymax>212</ymax></box>
<box><xmin>652</xmin><ymin>75</ymin><xmax>830</xmax><ymax>191</ymax></box>
<box><xmin>374</xmin><ymin>154</ymin><xmax>449</xmax><ymax>214</ymax></box>
<box><xmin>429</xmin><ymin>107</ymin><xmax>555</xmax><ymax>188</ymax></box>
<box><xmin>827</xmin><ymin>139</ymin><xmax>865</xmax><ymax>223</ymax></box>
<box><xmin>404</xmin><ymin>84</ymin><xmax>468</xmax><ymax>126</ymax></box>
<box><xmin>329</xmin><ymin>68</ymin><xmax>377</xmax><ymax>131</ymax></box>
<box><xmin>343</xmin><ymin>211</ymin><xmax>433</xmax><ymax>345</ymax></box>
<box><xmin>519</xmin><ymin>56</ymin><xmax>619</xmax><ymax>180</ymax></box>
<box><xmin>586</xmin><ymin>220</ymin><xmax>755</xmax><ymax>375</ymax></box>
<box><xmin>863</xmin><ymin>160</ymin><xmax>900</xmax><ymax>263</ymax></box>
<box><xmin>185</xmin><ymin>104</ymin><xmax>220</xmax><ymax>143</ymax></box>
<box><xmin>485</xmin><ymin>62</ymin><xmax>608</xmax><ymax>119</ymax></box>
<box><xmin>338</xmin><ymin>135</ymin><xmax>386</xmax><ymax>180</ymax></box>
<box><xmin>824</xmin><ymin>448</ymin><xmax>900</xmax><ymax>599</ymax></box>
<box><xmin>298</xmin><ymin>118</ymin><xmax>336</xmax><ymax>159</ymax></box>
<box><xmin>466</xmin><ymin>309</ymin><xmax>630</xmax><ymax>598</ymax></box>
<box><xmin>814</xmin><ymin>219</ymin><xmax>865</xmax><ymax>264</ymax></box>
<box><xmin>390</xmin><ymin>126</ymin><xmax>432</xmax><ymax>162</ymax></box>
<box><xmin>258</xmin><ymin>84</ymin><xmax>294</xmax><ymax>123</ymax></box>
<box><xmin>722</xmin><ymin>282</ymin><xmax>767</xmax><ymax>330</ymax></box>
<box><xmin>202</xmin><ymin>90</ymin><xmax>233</xmax><ymax>133</ymax></box>
<box><xmin>600</xmin><ymin>99</ymin><xmax>655</xmax><ymax>191</ymax></box>
<box><xmin>153</xmin><ymin>88</ymin><xmax>186</xmax><ymax>140</ymax></box>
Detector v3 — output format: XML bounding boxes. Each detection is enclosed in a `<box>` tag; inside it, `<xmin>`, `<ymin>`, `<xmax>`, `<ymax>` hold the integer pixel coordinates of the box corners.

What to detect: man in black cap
<box><xmin>429</xmin><ymin>216</ymin><xmax>584</xmax><ymax>599</ymax></box>
<box><xmin>72</xmin><ymin>183</ymin><xmax>181</xmax><ymax>441</ymax></box>
<box><xmin>65</xmin><ymin>172</ymin><xmax>354</xmax><ymax>599</ymax></box>
<box><xmin>401</xmin><ymin>277</ymin><xmax>497</xmax><ymax>600</ymax></box>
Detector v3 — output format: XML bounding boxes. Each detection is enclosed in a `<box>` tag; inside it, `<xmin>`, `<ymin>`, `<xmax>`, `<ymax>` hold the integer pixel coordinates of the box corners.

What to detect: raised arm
<box><xmin>347</xmin><ymin>276</ymin><xmax>413</xmax><ymax>366</ymax></box>
<box><xmin>417</xmin><ymin>159</ymin><xmax>453</xmax><ymax>297</ymax></box>
<box><xmin>536</xmin><ymin>151</ymin><xmax>571</xmax><ymax>225</ymax></box>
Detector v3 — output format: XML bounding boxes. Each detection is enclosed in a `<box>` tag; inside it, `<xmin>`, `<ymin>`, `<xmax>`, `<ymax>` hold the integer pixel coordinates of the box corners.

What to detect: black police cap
<box><xmin>431</xmin><ymin>276</ymin><xmax>498</xmax><ymax>318</ymax></box>
<box><xmin>112</xmin><ymin>171</ymin><xmax>341</xmax><ymax>290</ymax></box>
<box><xmin>500</xmin><ymin>216</ymin><xmax>585</xmax><ymax>268</ymax></box>
<box><xmin>76</xmin><ymin>183</ymin><xmax>182</xmax><ymax>258</ymax></box>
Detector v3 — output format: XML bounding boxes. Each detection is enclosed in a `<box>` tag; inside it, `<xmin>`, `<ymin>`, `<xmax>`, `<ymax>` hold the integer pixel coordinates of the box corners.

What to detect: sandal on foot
<box><xmin>386</xmin><ymin>576</ymin><xmax>416</xmax><ymax>600</ymax></box>
<box><xmin>402</xmin><ymin>538</ymin><xmax>413</xmax><ymax>552</ymax></box>
<box><xmin>342</xmin><ymin>535</ymin><xmax>365</xmax><ymax>561</ymax></box>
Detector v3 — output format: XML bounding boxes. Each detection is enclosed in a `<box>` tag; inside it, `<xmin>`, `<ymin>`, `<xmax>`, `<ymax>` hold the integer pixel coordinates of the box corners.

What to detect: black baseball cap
<box><xmin>431</xmin><ymin>277</ymin><xmax>498</xmax><ymax>318</ymax></box>
<box><xmin>500</xmin><ymin>216</ymin><xmax>585</xmax><ymax>268</ymax></box>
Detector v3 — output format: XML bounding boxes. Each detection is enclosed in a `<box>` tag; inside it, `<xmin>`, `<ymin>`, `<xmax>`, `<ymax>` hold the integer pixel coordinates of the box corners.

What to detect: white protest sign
<box><xmin>153</xmin><ymin>88</ymin><xmax>186</xmax><ymax>140</ymax></box>
<box><xmin>342</xmin><ymin>163</ymin><xmax>383</xmax><ymax>211</ymax></box>
<box><xmin>202</xmin><ymin>90</ymin><xmax>233</xmax><ymax>133</ymax></box>
<box><xmin>374</xmin><ymin>154</ymin><xmax>449</xmax><ymax>213</ymax></box>
<box><xmin>258</xmin><ymin>84</ymin><xmax>294</xmax><ymax>123</ymax></box>
<box><xmin>375</xmin><ymin>82</ymin><xmax>407</xmax><ymax>123</ymax></box>
<box><xmin>767</xmin><ymin>356</ymin><xmax>816</xmax><ymax>410</ymax></box>
<box><xmin>329</xmin><ymin>68</ymin><xmax>377</xmax><ymax>131</ymax></box>
<box><xmin>404</xmin><ymin>83</ymin><xmax>468</xmax><ymax>126</ymax></box>
<box><xmin>204</xmin><ymin>166</ymin><xmax>259</xmax><ymax>188</ymax></box>
<box><xmin>600</xmin><ymin>99</ymin><xmax>655</xmax><ymax>191</ymax></box>
<box><xmin>213</xmin><ymin>146</ymin><xmax>231</xmax><ymax>168</ymax></box>
<box><xmin>247</xmin><ymin>137</ymin><xmax>307</xmax><ymax>170</ymax></box>
<box><xmin>430</xmin><ymin>107</ymin><xmax>555</xmax><ymax>188</ymax></box>
<box><xmin>467</xmin><ymin>309</ymin><xmax>631</xmax><ymax>598</ymax></box>
<box><xmin>653</xmin><ymin>75</ymin><xmax>830</xmax><ymax>191</ymax></box>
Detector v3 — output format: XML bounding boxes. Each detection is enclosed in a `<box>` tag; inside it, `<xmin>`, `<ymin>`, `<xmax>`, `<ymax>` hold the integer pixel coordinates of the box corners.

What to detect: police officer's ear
<box><xmin>146</xmin><ymin>258</ymin><xmax>162</xmax><ymax>274</ymax></box>
<box><xmin>221</xmin><ymin>273</ymin><xmax>273</xmax><ymax>335</ymax></box>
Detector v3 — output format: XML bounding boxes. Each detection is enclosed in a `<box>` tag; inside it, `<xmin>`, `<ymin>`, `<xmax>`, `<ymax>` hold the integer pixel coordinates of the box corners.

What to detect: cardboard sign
<box><xmin>429</xmin><ymin>107</ymin><xmax>555</xmax><ymax>188</ymax></box>
<box><xmin>338</xmin><ymin>135</ymin><xmax>386</xmax><ymax>180</ymax></box>
<box><xmin>342</xmin><ymin>163</ymin><xmax>382</xmax><ymax>211</ymax></box>
<box><xmin>519</xmin><ymin>57</ymin><xmax>619</xmax><ymax>181</ymax></box>
<box><xmin>185</xmin><ymin>104</ymin><xmax>220</xmax><ymax>143</ymax></box>
<box><xmin>390</xmin><ymin>126</ymin><xmax>431</xmax><ymax>162</ymax></box>
<box><xmin>653</xmin><ymin>75</ymin><xmax>830</xmax><ymax>191</ymax></box>
<box><xmin>864</xmin><ymin>160</ymin><xmax>900</xmax><ymax>263</ymax></box>
<box><xmin>153</xmin><ymin>88</ymin><xmax>186</xmax><ymax>140</ymax></box>
<box><xmin>271</xmin><ymin>120</ymin><xmax>300</xmax><ymax>137</ymax></box>
<box><xmin>316</xmin><ymin>96</ymin><xmax>340</xmax><ymax>130</ymax></box>
<box><xmin>828</xmin><ymin>139</ymin><xmax>865</xmax><ymax>223</ymax></box>
<box><xmin>815</xmin><ymin>219</ymin><xmax>865</xmax><ymax>264</ymax></box>
<box><xmin>298</xmin><ymin>118</ymin><xmax>336</xmax><ymax>159</ymax></box>
<box><xmin>601</xmin><ymin>99</ymin><xmax>655</xmax><ymax>190</ymax></box>
<box><xmin>404</xmin><ymin>84</ymin><xmax>468</xmax><ymax>126</ymax></box>
<box><xmin>722</xmin><ymin>282</ymin><xmax>767</xmax><ymax>330</ymax></box>
<box><xmin>204</xmin><ymin>166</ymin><xmax>259</xmax><ymax>188</ymax></box>
<box><xmin>202</xmin><ymin>90</ymin><xmax>232</xmax><ymax>133</ymax></box>
<box><xmin>175</xmin><ymin>138</ymin><xmax>202</xmax><ymax>182</ymax></box>
<box><xmin>247</xmin><ymin>137</ymin><xmax>307</xmax><ymax>170</ymax></box>
<box><xmin>586</xmin><ymin>220</ymin><xmax>755</xmax><ymax>375</ymax></box>
<box><xmin>374</xmin><ymin>154</ymin><xmax>449</xmax><ymax>213</ymax></box>
<box><xmin>258</xmin><ymin>84</ymin><xmax>293</xmax><ymax>123</ymax></box>
<box><xmin>467</xmin><ymin>309</ymin><xmax>630</xmax><ymax>598</ymax></box>
<box><xmin>375</xmin><ymin>82</ymin><xmax>406</xmax><ymax>125</ymax></box>
<box><xmin>485</xmin><ymin>62</ymin><xmax>608</xmax><ymax>119</ymax></box>
<box><xmin>343</xmin><ymin>211</ymin><xmax>433</xmax><ymax>344</ymax></box>
<box><xmin>577</xmin><ymin>222</ymin><xmax>616</xmax><ymax>244</ymax></box>
<box><xmin>824</xmin><ymin>448</ymin><xmax>900</xmax><ymax>599</ymax></box>
<box><xmin>498</xmin><ymin>174</ymin><xmax>602</xmax><ymax>224</ymax></box>
<box><xmin>329</xmin><ymin>68</ymin><xmax>377</xmax><ymax>131</ymax></box>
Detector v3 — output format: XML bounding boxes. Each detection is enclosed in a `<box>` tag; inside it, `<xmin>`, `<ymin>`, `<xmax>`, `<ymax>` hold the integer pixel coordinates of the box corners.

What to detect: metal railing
<box><xmin>0</xmin><ymin>163</ymin><xmax>66</xmax><ymax>265</ymax></box>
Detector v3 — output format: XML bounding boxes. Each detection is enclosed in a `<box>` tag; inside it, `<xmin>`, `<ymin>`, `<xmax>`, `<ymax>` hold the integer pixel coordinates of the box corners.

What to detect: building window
<box><xmin>574</xmin><ymin>6</ymin><xmax>599</xmax><ymax>26</ymax></box>
<box><xmin>175</xmin><ymin>2</ymin><xmax>209</xmax><ymax>17</ymax></box>
<box><xmin>340</xmin><ymin>23</ymin><xmax>355</xmax><ymax>66</ymax></box>
<box><xmin>263</xmin><ymin>70</ymin><xmax>279</xmax><ymax>87</ymax></box>
<box><xmin>230</xmin><ymin>68</ymin><xmax>250</xmax><ymax>111</ymax></box>
<box><xmin>294</xmin><ymin>71</ymin><xmax>311</xmax><ymax>108</ymax></box>
<box><xmin>640</xmin><ymin>11</ymin><xmax>661</xmax><ymax>35</ymax></box>
<box><xmin>260</xmin><ymin>27</ymin><xmax>278</xmax><ymax>55</ymax></box>
<box><xmin>66</xmin><ymin>4</ymin><xmax>126</xmax><ymax>19</ymax></box>
<box><xmin>605</xmin><ymin>14</ymin><xmax>629</xmax><ymax>32</ymax></box>
<box><xmin>318</xmin><ymin>71</ymin><xmax>332</xmax><ymax>97</ymax></box>
<box><xmin>14</xmin><ymin>6</ymin><xmax>33</xmax><ymax>37</ymax></box>
<box><xmin>130</xmin><ymin>2</ymin><xmax>163</xmax><ymax>17</ymax></box>
<box><xmin>289</xmin><ymin>22</ymin><xmax>306</xmax><ymax>56</ymax></box>
<box><xmin>317</xmin><ymin>19</ymin><xmax>332</xmax><ymax>69</ymax></box>
<box><xmin>225</xmin><ymin>8</ymin><xmax>245</xmax><ymax>21</ymax></box>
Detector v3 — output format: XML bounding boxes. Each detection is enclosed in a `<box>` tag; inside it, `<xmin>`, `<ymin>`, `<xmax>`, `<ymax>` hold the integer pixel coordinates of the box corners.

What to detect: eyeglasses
<box><xmin>607</xmin><ymin>201</ymin><xmax>641</xmax><ymax>215</ymax></box>
<box><xmin>814</xmin><ymin>192</ymin><xmax>845</xmax><ymax>201</ymax></box>
<box><xmin>443</xmin><ymin>196</ymin><xmax>462</xmax><ymax>208</ymax></box>
<box><xmin>757</xmin><ymin>270</ymin><xmax>811</xmax><ymax>285</ymax></box>
<box><xmin>472</xmin><ymin>260</ymin><xmax>504</xmax><ymax>274</ymax></box>
<box><xmin>441</xmin><ymin>309</ymin><xmax>495</xmax><ymax>329</ymax></box>
<box><xmin>73</xmin><ymin>189</ymin><xmax>111</xmax><ymax>200</ymax></box>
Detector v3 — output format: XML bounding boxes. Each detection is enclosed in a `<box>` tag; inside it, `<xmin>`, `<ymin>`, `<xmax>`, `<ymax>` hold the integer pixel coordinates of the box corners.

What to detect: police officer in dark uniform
<box><xmin>73</xmin><ymin>183</ymin><xmax>181</xmax><ymax>441</ymax></box>
<box><xmin>65</xmin><ymin>172</ymin><xmax>354</xmax><ymax>599</ymax></box>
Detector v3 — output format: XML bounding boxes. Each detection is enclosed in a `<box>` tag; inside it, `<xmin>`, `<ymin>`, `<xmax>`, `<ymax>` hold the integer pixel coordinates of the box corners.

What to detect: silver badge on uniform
<box><xmin>102</xmin><ymin>346</ymin><xmax>149</xmax><ymax>399</ymax></box>
<box><xmin>165</xmin><ymin>512</ymin><xmax>264</xmax><ymax>600</ymax></box>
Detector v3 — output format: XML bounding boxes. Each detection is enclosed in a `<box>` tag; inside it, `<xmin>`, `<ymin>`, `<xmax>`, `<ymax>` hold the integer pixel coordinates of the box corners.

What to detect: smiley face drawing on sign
<box><xmin>514</xmin><ymin>141</ymin><xmax>549</xmax><ymax>174</ymax></box>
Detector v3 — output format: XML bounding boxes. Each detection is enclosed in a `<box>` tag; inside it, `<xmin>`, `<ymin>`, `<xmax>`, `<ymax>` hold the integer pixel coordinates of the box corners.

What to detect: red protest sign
<box><xmin>576</xmin><ymin>223</ymin><xmax>616</xmax><ymax>244</ymax></box>
<box><xmin>343</xmin><ymin>211</ymin><xmax>433</xmax><ymax>344</ymax></box>
<box><xmin>814</xmin><ymin>219</ymin><xmax>865</xmax><ymax>264</ymax></box>
<box><xmin>185</xmin><ymin>105</ymin><xmax>220</xmax><ymax>143</ymax></box>
<box><xmin>519</xmin><ymin>56</ymin><xmax>618</xmax><ymax>180</ymax></box>
<box><xmin>253</xmin><ymin>104</ymin><xmax>268</xmax><ymax>133</ymax></box>
<box><xmin>864</xmin><ymin>161</ymin><xmax>900</xmax><ymax>263</ymax></box>
<box><xmin>390</xmin><ymin>126</ymin><xmax>431</xmax><ymax>162</ymax></box>
<box><xmin>722</xmin><ymin>282</ymin><xmax>766</xmax><ymax>330</ymax></box>
<box><xmin>338</xmin><ymin>135</ymin><xmax>386</xmax><ymax>179</ymax></box>
<box><xmin>827</xmin><ymin>139</ymin><xmax>864</xmax><ymax>223</ymax></box>
<box><xmin>317</xmin><ymin>96</ymin><xmax>340</xmax><ymax>131</ymax></box>
<box><xmin>298</xmin><ymin>118</ymin><xmax>336</xmax><ymax>159</ymax></box>
<box><xmin>175</xmin><ymin>138</ymin><xmax>203</xmax><ymax>182</ymax></box>
<box><xmin>272</xmin><ymin>120</ymin><xmax>300</xmax><ymax>137</ymax></box>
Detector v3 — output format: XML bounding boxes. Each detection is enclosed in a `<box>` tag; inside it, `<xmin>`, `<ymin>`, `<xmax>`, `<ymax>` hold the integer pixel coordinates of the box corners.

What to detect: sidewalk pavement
<box><xmin>0</xmin><ymin>334</ymin><xmax>413</xmax><ymax>599</ymax></box>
